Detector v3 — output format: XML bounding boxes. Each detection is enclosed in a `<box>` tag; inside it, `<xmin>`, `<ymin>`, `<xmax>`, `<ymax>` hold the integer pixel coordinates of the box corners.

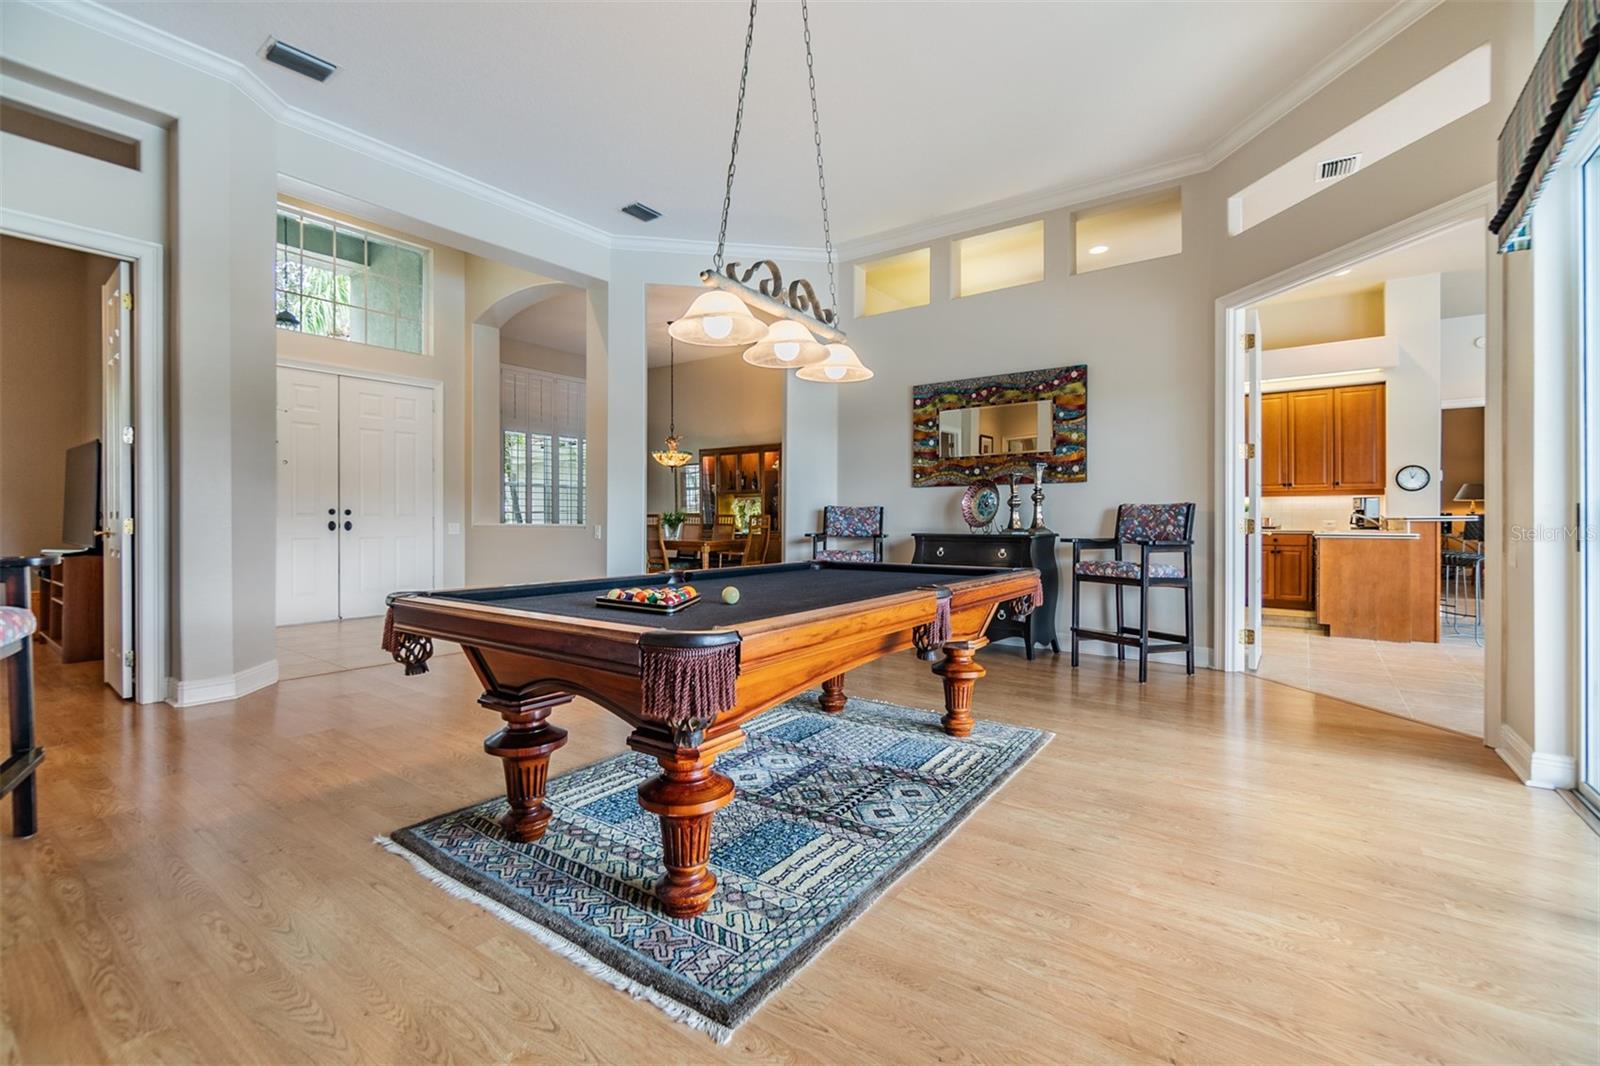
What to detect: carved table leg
<box><xmin>480</xmin><ymin>691</ymin><xmax>571</xmax><ymax>842</ymax></box>
<box><xmin>636</xmin><ymin>748</ymin><xmax>736</xmax><ymax>918</ymax></box>
<box><xmin>820</xmin><ymin>674</ymin><xmax>847</xmax><ymax>714</ymax></box>
<box><xmin>931</xmin><ymin>639</ymin><xmax>987</xmax><ymax>738</ymax></box>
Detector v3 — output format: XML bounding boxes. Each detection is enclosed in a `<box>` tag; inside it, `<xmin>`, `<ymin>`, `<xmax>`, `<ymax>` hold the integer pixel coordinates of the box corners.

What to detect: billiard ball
<box><xmin>721</xmin><ymin>586</ymin><xmax>741</xmax><ymax>605</ymax></box>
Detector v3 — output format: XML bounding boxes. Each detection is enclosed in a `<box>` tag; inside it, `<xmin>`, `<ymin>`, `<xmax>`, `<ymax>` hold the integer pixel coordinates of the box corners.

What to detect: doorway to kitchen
<box><xmin>1216</xmin><ymin>190</ymin><xmax>1494</xmax><ymax>739</ymax></box>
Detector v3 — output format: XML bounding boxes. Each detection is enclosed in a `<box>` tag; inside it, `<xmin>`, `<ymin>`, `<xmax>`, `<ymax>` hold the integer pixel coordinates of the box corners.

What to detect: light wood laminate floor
<box><xmin>3</xmin><ymin>645</ymin><xmax>1595</xmax><ymax>1064</ymax></box>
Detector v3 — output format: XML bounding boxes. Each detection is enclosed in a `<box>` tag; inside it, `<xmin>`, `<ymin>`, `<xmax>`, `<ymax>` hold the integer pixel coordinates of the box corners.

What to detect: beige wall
<box><xmin>1259</xmin><ymin>287</ymin><xmax>1385</xmax><ymax>349</ymax></box>
<box><xmin>0</xmin><ymin>236</ymin><xmax>117</xmax><ymax>554</ymax></box>
<box><xmin>646</xmin><ymin>352</ymin><xmax>784</xmax><ymax>515</ymax></box>
<box><xmin>832</xmin><ymin>0</ymin><xmax>1538</xmax><ymax>665</ymax></box>
<box><xmin>501</xmin><ymin>338</ymin><xmax>584</xmax><ymax>378</ymax></box>
<box><xmin>1440</xmin><ymin>406</ymin><xmax>1484</xmax><ymax>513</ymax></box>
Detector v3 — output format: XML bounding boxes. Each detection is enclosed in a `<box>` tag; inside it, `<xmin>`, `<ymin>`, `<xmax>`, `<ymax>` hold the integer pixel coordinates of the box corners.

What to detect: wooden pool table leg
<box><xmin>820</xmin><ymin>674</ymin><xmax>847</xmax><ymax>714</ymax></box>
<box><xmin>932</xmin><ymin>639</ymin><xmax>987</xmax><ymax>738</ymax></box>
<box><xmin>480</xmin><ymin>691</ymin><xmax>571</xmax><ymax>842</ymax></box>
<box><xmin>636</xmin><ymin>745</ymin><xmax>737</xmax><ymax>919</ymax></box>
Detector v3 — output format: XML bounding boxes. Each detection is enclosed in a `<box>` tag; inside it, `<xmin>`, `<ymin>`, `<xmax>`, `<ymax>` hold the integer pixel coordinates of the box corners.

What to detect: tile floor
<box><xmin>275</xmin><ymin>616</ymin><xmax>461</xmax><ymax>681</ymax></box>
<box><xmin>1257</xmin><ymin>623</ymin><xmax>1485</xmax><ymax>737</ymax></box>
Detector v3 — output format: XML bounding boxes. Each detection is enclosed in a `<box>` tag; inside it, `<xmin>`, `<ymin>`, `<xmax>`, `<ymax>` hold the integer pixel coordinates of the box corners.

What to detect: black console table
<box><xmin>911</xmin><ymin>531</ymin><xmax>1060</xmax><ymax>659</ymax></box>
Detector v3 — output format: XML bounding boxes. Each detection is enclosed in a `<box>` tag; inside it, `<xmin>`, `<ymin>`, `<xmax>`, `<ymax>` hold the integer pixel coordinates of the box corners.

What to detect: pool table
<box><xmin>382</xmin><ymin>560</ymin><xmax>1042</xmax><ymax>917</ymax></box>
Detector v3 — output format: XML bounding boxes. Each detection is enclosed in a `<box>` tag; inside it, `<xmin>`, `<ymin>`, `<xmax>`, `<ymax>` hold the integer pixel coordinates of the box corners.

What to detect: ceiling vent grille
<box><xmin>621</xmin><ymin>202</ymin><xmax>662</xmax><ymax>222</ymax></box>
<box><xmin>1316</xmin><ymin>154</ymin><xmax>1362</xmax><ymax>182</ymax></box>
<box><xmin>263</xmin><ymin>39</ymin><xmax>337</xmax><ymax>82</ymax></box>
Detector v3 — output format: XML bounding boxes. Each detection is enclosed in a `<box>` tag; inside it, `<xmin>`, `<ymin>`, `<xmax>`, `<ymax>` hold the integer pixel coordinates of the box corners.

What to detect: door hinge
<box><xmin>1238</xmin><ymin>628</ymin><xmax>1257</xmax><ymax>646</ymax></box>
<box><xmin>121</xmin><ymin>292</ymin><xmax>133</xmax><ymax>311</ymax></box>
<box><xmin>1239</xmin><ymin>442</ymin><xmax>1256</xmax><ymax>460</ymax></box>
<box><xmin>1242</xmin><ymin>332</ymin><xmax>1256</xmax><ymax>350</ymax></box>
<box><xmin>123</xmin><ymin>650</ymin><xmax>134</xmax><ymax>668</ymax></box>
<box><xmin>122</xmin><ymin>425</ymin><xmax>134</xmax><ymax>445</ymax></box>
<box><xmin>1240</xmin><ymin>518</ymin><xmax>1256</xmax><ymax>535</ymax></box>
<box><xmin>123</xmin><ymin>517</ymin><xmax>134</xmax><ymax>535</ymax></box>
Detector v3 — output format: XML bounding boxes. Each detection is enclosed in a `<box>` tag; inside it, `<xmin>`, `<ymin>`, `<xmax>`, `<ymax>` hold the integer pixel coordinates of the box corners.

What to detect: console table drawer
<box><xmin>911</xmin><ymin>531</ymin><xmax>1060</xmax><ymax>659</ymax></box>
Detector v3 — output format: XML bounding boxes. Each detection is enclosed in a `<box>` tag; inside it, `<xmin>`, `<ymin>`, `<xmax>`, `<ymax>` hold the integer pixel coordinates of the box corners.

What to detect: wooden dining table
<box><xmin>663</xmin><ymin>534</ymin><xmax>746</xmax><ymax>568</ymax></box>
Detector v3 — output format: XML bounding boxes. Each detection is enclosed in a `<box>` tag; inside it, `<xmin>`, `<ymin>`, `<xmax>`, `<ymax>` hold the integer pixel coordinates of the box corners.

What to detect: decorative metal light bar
<box><xmin>669</xmin><ymin>0</ymin><xmax>870</xmax><ymax>383</ymax></box>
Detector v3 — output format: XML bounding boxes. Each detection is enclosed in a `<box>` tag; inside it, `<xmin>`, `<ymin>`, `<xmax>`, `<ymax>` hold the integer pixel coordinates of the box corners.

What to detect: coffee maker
<box><xmin>1350</xmin><ymin>496</ymin><xmax>1382</xmax><ymax>529</ymax></box>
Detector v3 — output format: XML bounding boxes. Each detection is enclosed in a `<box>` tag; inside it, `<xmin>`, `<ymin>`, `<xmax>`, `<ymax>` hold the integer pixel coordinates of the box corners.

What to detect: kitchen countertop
<box><xmin>1313</xmin><ymin>530</ymin><xmax>1420</xmax><ymax>539</ymax></box>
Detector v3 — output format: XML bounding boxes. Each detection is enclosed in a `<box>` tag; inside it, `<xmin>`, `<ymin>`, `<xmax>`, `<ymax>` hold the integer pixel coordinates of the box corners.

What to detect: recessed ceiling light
<box><xmin>1333</xmin><ymin>268</ymin><xmax>1353</xmax><ymax>277</ymax></box>
<box><xmin>1088</xmin><ymin>245</ymin><xmax>1109</xmax><ymax>255</ymax></box>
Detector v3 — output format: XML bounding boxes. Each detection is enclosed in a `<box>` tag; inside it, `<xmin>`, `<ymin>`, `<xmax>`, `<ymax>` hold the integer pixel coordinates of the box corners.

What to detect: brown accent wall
<box><xmin>1440</xmin><ymin>406</ymin><xmax>1484</xmax><ymax>514</ymax></box>
<box><xmin>0</xmin><ymin>236</ymin><xmax>118</xmax><ymax>554</ymax></box>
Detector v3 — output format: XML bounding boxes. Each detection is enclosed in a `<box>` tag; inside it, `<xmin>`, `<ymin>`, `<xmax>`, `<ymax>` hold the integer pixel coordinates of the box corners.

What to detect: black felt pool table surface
<box><xmin>425</xmin><ymin>562</ymin><xmax>1012</xmax><ymax>632</ymax></box>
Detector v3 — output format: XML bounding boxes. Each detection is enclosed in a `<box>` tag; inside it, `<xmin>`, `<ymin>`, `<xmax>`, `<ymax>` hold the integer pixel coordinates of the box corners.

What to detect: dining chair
<box><xmin>738</xmin><ymin>516</ymin><xmax>770</xmax><ymax>566</ymax></box>
<box><xmin>646</xmin><ymin>514</ymin><xmax>667</xmax><ymax>572</ymax></box>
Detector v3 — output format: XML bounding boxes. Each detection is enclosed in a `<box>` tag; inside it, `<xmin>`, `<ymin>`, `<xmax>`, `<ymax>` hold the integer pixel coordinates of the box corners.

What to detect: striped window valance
<box><xmin>1491</xmin><ymin>0</ymin><xmax>1600</xmax><ymax>252</ymax></box>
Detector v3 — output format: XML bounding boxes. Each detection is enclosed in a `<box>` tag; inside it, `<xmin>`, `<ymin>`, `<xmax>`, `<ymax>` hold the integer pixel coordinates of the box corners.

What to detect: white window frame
<box><xmin>275</xmin><ymin>203</ymin><xmax>431</xmax><ymax>356</ymax></box>
<box><xmin>501</xmin><ymin>366</ymin><xmax>586</xmax><ymax>526</ymax></box>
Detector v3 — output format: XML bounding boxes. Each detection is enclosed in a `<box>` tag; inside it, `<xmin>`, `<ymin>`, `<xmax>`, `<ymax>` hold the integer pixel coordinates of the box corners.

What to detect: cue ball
<box><xmin>721</xmin><ymin>586</ymin><xmax>741</xmax><ymax>605</ymax></box>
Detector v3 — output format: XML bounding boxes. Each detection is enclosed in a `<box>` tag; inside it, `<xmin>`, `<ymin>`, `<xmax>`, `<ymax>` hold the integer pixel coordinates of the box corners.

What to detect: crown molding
<box><xmin>1202</xmin><ymin>0</ymin><xmax>1444</xmax><ymax>169</ymax></box>
<box><xmin>27</xmin><ymin>0</ymin><xmax>1441</xmax><ymax>266</ymax></box>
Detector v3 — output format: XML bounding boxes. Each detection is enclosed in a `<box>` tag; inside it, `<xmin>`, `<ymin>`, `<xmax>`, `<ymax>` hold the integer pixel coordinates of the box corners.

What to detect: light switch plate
<box><xmin>447</xmin><ymin>522</ymin><xmax>461</xmax><ymax>535</ymax></box>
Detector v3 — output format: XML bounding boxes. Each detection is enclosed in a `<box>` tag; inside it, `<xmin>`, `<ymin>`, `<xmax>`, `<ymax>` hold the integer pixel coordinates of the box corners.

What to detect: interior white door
<box><xmin>275</xmin><ymin>367</ymin><xmax>341</xmax><ymax>625</ymax></box>
<box><xmin>101</xmin><ymin>263</ymin><xmax>133</xmax><ymax>697</ymax></box>
<box><xmin>1245</xmin><ymin>310</ymin><xmax>1264</xmax><ymax>672</ymax></box>
<box><xmin>338</xmin><ymin>376</ymin><xmax>435</xmax><ymax>619</ymax></box>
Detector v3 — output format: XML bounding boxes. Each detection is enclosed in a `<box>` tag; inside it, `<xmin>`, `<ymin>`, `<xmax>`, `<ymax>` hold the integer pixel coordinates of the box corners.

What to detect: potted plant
<box><xmin>661</xmin><ymin>510</ymin><xmax>688</xmax><ymax>540</ymax></box>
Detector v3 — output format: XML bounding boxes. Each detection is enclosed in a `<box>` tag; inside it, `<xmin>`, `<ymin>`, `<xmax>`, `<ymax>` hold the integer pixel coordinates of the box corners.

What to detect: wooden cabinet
<box><xmin>1262</xmin><ymin>532</ymin><xmax>1313</xmax><ymax>610</ymax></box>
<box><xmin>34</xmin><ymin>553</ymin><xmax>103</xmax><ymax>663</ymax></box>
<box><xmin>1250</xmin><ymin>383</ymin><xmax>1385</xmax><ymax>496</ymax></box>
<box><xmin>1331</xmin><ymin>384</ymin><xmax>1385</xmax><ymax>491</ymax></box>
<box><xmin>697</xmin><ymin>443</ymin><xmax>781</xmax><ymax>561</ymax></box>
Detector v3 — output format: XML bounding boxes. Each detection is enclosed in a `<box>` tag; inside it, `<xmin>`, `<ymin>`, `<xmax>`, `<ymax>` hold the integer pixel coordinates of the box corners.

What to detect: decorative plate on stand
<box><xmin>960</xmin><ymin>479</ymin><xmax>1001</xmax><ymax>532</ymax></box>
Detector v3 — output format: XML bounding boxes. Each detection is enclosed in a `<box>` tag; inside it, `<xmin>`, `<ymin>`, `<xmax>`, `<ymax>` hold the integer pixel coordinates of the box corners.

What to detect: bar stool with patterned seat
<box><xmin>1069</xmin><ymin>503</ymin><xmax>1196</xmax><ymax>682</ymax></box>
<box><xmin>1</xmin><ymin>556</ymin><xmax>47</xmax><ymax>838</ymax></box>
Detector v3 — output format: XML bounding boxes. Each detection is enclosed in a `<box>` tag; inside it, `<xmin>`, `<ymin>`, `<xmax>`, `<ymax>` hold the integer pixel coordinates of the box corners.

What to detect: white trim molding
<box><xmin>168</xmin><ymin>659</ymin><xmax>280</xmax><ymax>708</ymax></box>
<box><xmin>1497</xmin><ymin>724</ymin><xmax>1579</xmax><ymax>790</ymax></box>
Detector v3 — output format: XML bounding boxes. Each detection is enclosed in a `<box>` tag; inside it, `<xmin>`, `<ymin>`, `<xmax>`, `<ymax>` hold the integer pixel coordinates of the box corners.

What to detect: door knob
<box><xmin>328</xmin><ymin>508</ymin><xmax>336</xmax><ymax>515</ymax></box>
<box><xmin>328</xmin><ymin>521</ymin><xmax>336</xmax><ymax>531</ymax></box>
<box><xmin>343</xmin><ymin>520</ymin><xmax>353</xmax><ymax>531</ymax></box>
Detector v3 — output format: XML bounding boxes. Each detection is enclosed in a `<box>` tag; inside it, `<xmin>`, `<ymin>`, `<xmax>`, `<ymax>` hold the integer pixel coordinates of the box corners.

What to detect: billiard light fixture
<box><xmin>796</xmin><ymin>343</ymin><xmax>873</xmax><ymax>383</ymax></box>
<box><xmin>651</xmin><ymin>329</ymin><xmax>693</xmax><ymax>469</ymax></box>
<box><xmin>670</xmin><ymin>0</ymin><xmax>870</xmax><ymax>383</ymax></box>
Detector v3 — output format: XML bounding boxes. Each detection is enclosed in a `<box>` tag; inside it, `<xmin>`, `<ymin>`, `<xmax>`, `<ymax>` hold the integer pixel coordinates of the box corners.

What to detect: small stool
<box><xmin>1</xmin><ymin>556</ymin><xmax>47</xmax><ymax>838</ymax></box>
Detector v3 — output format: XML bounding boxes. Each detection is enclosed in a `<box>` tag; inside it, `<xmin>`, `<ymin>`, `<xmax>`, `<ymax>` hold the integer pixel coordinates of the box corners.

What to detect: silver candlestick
<box><xmin>1005</xmin><ymin>474</ymin><xmax>1024</xmax><ymax>531</ymax></box>
<box><xmin>1029</xmin><ymin>460</ymin><xmax>1049</xmax><ymax>531</ymax></box>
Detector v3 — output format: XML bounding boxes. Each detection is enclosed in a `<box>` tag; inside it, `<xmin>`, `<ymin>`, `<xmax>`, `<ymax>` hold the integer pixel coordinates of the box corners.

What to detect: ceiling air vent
<box><xmin>1316</xmin><ymin>154</ymin><xmax>1362</xmax><ymax>182</ymax></box>
<box><xmin>263</xmin><ymin>39</ymin><xmax>337</xmax><ymax>82</ymax></box>
<box><xmin>621</xmin><ymin>202</ymin><xmax>662</xmax><ymax>222</ymax></box>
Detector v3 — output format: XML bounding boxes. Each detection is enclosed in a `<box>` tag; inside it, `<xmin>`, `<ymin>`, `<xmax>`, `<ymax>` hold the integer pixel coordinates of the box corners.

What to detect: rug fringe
<box><xmin>373</xmin><ymin>836</ymin><xmax>735</xmax><ymax>1045</ymax></box>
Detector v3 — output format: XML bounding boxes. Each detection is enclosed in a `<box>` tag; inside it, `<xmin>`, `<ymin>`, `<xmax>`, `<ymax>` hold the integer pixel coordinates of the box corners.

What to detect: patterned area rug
<box><xmin>379</xmin><ymin>694</ymin><xmax>1049</xmax><ymax>1042</ymax></box>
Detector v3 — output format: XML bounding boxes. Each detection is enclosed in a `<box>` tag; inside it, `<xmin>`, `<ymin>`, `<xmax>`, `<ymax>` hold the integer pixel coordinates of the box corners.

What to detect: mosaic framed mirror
<box><xmin>911</xmin><ymin>365</ymin><xmax>1087</xmax><ymax>486</ymax></box>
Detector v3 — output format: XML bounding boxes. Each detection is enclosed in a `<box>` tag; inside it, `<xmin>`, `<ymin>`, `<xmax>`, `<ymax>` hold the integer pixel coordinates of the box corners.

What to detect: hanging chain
<box><xmin>800</xmin><ymin>0</ymin><xmax>837</xmax><ymax>316</ymax></box>
<box><xmin>714</xmin><ymin>0</ymin><xmax>760</xmax><ymax>272</ymax></box>
<box><xmin>667</xmin><ymin>331</ymin><xmax>677</xmax><ymax>437</ymax></box>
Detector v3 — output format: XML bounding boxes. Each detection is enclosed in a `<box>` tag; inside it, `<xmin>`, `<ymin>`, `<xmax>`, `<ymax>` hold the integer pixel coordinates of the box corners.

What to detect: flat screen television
<box><xmin>61</xmin><ymin>440</ymin><xmax>101</xmax><ymax>551</ymax></box>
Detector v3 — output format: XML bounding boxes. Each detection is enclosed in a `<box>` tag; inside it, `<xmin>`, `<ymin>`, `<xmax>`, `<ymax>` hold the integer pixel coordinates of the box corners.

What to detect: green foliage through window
<box><xmin>275</xmin><ymin>205</ymin><xmax>427</xmax><ymax>354</ymax></box>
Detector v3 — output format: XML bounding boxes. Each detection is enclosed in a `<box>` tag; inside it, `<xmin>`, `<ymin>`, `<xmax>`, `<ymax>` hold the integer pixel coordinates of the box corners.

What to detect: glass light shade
<box><xmin>651</xmin><ymin>434</ymin><xmax>692</xmax><ymax>468</ymax></box>
<box><xmin>668</xmin><ymin>291</ymin><xmax>766</xmax><ymax>347</ymax></box>
<box><xmin>742</xmin><ymin>319</ymin><xmax>828</xmax><ymax>368</ymax></box>
<box><xmin>795</xmin><ymin>342</ymin><xmax>873</xmax><ymax>383</ymax></box>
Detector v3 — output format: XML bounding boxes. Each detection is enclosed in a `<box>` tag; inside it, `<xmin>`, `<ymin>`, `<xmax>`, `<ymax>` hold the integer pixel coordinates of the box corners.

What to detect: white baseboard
<box><xmin>1496</xmin><ymin>723</ymin><xmax>1578</xmax><ymax>790</ymax></box>
<box><xmin>1047</xmin><ymin>640</ymin><xmax>1214</xmax><ymax>671</ymax></box>
<box><xmin>167</xmin><ymin>659</ymin><xmax>279</xmax><ymax>707</ymax></box>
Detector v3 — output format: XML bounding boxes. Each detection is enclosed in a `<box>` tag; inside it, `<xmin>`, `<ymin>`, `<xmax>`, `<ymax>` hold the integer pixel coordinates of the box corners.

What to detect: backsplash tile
<box><xmin>1257</xmin><ymin>495</ymin><xmax>1359</xmax><ymax>531</ymax></box>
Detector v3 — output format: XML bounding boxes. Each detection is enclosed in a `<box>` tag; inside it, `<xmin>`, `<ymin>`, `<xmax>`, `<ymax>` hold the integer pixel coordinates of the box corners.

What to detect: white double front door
<box><xmin>276</xmin><ymin>367</ymin><xmax>435</xmax><ymax>624</ymax></box>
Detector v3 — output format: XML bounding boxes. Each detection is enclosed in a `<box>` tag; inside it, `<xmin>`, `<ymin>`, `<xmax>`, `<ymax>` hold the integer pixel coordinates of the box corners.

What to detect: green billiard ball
<box><xmin>721</xmin><ymin>586</ymin><xmax>741</xmax><ymax>605</ymax></box>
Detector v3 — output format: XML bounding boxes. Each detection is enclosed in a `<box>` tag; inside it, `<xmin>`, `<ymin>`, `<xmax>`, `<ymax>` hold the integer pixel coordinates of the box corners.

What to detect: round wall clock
<box><xmin>1395</xmin><ymin>464</ymin><xmax>1431</xmax><ymax>492</ymax></box>
<box><xmin>961</xmin><ymin>479</ymin><xmax>1001</xmax><ymax>531</ymax></box>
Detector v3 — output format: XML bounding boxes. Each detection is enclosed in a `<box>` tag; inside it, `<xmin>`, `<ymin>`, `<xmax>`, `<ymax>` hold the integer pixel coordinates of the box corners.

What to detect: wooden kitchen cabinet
<box><xmin>1249</xmin><ymin>383</ymin><xmax>1386</xmax><ymax>496</ymax></box>
<box><xmin>1331</xmin><ymin>383</ymin><xmax>1385</xmax><ymax>492</ymax></box>
<box><xmin>1262</xmin><ymin>532</ymin><xmax>1314</xmax><ymax>610</ymax></box>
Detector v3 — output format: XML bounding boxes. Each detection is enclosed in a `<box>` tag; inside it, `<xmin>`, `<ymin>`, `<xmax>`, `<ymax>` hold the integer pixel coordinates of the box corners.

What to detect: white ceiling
<box><xmin>1257</xmin><ymin>219</ymin><xmax>1484</xmax><ymax>308</ymax></box>
<box><xmin>107</xmin><ymin>0</ymin><xmax>1406</xmax><ymax>249</ymax></box>
<box><xmin>500</xmin><ymin>284</ymin><xmax>747</xmax><ymax>367</ymax></box>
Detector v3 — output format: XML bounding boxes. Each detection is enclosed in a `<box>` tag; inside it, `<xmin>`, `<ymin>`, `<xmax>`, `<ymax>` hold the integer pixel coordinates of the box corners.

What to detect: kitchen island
<box><xmin>1314</xmin><ymin>523</ymin><xmax>1440</xmax><ymax>642</ymax></box>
